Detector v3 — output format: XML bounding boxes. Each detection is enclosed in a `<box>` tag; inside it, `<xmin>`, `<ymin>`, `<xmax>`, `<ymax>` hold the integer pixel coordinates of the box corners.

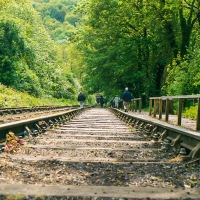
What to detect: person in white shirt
<box><xmin>114</xmin><ymin>95</ymin><xmax>120</xmax><ymax>108</ymax></box>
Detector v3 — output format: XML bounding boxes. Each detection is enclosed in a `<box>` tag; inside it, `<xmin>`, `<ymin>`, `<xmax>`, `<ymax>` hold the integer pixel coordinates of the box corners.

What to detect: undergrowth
<box><xmin>182</xmin><ymin>105</ymin><xmax>197</xmax><ymax>120</ymax></box>
<box><xmin>0</xmin><ymin>84</ymin><xmax>77</xmax><ymax>107</ymax></box>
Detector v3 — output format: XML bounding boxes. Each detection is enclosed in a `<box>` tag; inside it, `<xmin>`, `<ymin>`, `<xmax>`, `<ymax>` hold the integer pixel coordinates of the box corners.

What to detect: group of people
<box><xmin>110</xmin><ymin>95</ymin><xmax>122</xmax><ymax>108</ymax></box>
<box><xmin>110</xmin><ymin>87</ymin><xmax>133</xmax><ymax>112</ymax></box>
<box><xmin>96</xmin><ymin>95</ymin><xmax>107</xmax><ymax>107</ymax></box>
<box><xmin>77</xmin><ymin>87</ymin><xmax>133</xmax><ymax>112</ymax></box>
<box><xmin>77</xmin><ymin>92</ymin><xmax>107</xmax><ymax>108</ymax></box>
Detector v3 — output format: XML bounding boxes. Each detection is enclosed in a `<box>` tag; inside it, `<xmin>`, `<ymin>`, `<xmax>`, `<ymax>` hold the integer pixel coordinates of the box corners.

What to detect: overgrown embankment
<box><xmin>0</xmin><ymin>84</ymin><xmax>76</xmax><ymax>108</ymax></box>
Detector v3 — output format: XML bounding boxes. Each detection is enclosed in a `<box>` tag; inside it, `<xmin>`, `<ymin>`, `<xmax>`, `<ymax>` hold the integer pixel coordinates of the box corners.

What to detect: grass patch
<box><xmin>0</xmin><ymin>84</ymin><xmax>77</xmax><ymax>107</ymax></box>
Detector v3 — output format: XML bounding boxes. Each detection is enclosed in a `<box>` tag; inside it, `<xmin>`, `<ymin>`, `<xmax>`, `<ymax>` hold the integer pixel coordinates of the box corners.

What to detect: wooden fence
<box><xmin>149</xmin><ymin>95</ymin><xmax>200</xmax><ymax>131</ymax></box>
<box><xmin>130</xmin><ymin>98</ymin><xmax>142</xmax><ymax>113</ymax></box>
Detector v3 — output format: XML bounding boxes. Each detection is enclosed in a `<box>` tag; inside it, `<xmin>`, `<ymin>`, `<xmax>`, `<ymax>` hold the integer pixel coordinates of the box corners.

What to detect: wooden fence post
<box><xmin>153</xmin><ymin>99</ymin><xmax>157</xmax><ymax>117</ymax></box>
<box><xmin>177</xmin><ymin>98</ymin><xmax>182</xmax><ymax>126</ymax></box>
<box><xmin>165</xmin><ymin>98</ymin><xmax>169</xmax><ymax>122</ymax></box>
<box><xmin>135</xmin><ymin>100</ymin><xmax>137</xmax><ymax>112</ymax></box>
<box><xmin>196</xmin><ymin>98</ymin><xmax>200</xmax><ymax>131</ymax></box>
<box><xmin>159</xmin><ymin>98</ymin><xmax>162</xmax><ymax>119</ymax></box>
<box><xmin>139</xmin><ymin>98</ymin><xmax>142</xmax><ymax>113</ymax></box>
<box><xmin>130</xmin><ymin>100</ymin><xmax>134</xmax><ymax>111</ymax></box>
<box><xmin>149</xmin><ymin>99</ymin><xmax>152</xmax><ymax>116</ymax></box>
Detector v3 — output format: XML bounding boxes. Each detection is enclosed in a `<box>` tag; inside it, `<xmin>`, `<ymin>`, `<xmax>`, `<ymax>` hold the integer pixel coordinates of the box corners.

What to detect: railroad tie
<box><xmin>0</xmin><ymin>108</ymin><xmax>199</xmax><ymax>199</ymax></box>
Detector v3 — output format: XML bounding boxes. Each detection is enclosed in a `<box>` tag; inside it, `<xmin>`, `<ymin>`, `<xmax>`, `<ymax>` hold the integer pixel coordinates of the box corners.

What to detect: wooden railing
<box><xmin>149</xmin><ymin>95</ymin><xmax>200</xmax><ymax>131</ymax></box>
<box><xmin>130</xmin><ymin>98</ymin><xmax>142</xmax><ymax>112</ymax></box>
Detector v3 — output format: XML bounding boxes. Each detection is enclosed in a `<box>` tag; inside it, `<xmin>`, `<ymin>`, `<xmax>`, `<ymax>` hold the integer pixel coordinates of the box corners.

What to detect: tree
<box><xmin>76</xmin><ymin>0</ymin><xmax>200</xmax><ymax>99</ymax></box>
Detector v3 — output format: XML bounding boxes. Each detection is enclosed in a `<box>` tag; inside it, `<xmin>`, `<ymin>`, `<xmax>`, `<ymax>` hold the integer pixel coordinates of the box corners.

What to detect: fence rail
<box><xmin>129</xmin><ymin>98</ymin><xmax>142</xmax><ymax>113</ymax></box>
<box><xmin>149</xmin><ymin>95</ymin><xmax>200</xmax><ymax>131</ymax></box>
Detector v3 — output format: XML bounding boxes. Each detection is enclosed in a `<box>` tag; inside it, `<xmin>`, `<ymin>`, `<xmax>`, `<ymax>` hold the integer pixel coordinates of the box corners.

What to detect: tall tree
<box><xmin>178</xmin><ymin>0</ymin><xmax>200</xmax><ymax>57</ymax></box>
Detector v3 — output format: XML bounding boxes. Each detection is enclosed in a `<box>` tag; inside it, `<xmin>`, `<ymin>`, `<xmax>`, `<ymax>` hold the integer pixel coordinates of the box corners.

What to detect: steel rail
<box><xmin>111</xmin><ymin>108</ymin><xmax>200</xmax><ymax>161</ymax></box>
<box><xmin>0</xmin><ymin>107</ymin><xmax>85</xmax><ymax>144</ymax></box>
<box><xmin>0</xmin><ymin>105</ymin><xmax>79</xmax><ymax>115</ymax></box>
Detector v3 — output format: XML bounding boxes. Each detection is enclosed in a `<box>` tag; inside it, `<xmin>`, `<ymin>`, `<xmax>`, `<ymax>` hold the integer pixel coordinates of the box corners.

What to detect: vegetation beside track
<box><xmin>0</xmin><ymin>84</ymin><xmax>77</xmax><ymax>108</ymax></box>
<box><xmin>135</xmin><ymin>105</ymin><xmax>197</xmax><ymax>121</ymax></box>
<box><xmin>182</xmin><ymin>105</ymin><xmax>197</xmax><ymax>120</ymax></box>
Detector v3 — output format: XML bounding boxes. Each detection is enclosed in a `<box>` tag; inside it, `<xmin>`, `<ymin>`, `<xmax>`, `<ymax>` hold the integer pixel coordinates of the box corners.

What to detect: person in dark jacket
<box><xmin>122</xmin><ymin>87</ymin><xmax>133</xmax><ymax>112</ymax></box>
<box><xmin>77</xmin><ymin>92</ymin><xmax>86</xmax><ymax>108</ymax></box>
<box><xmin>99</xmin><ymin>95</ymin><xmax>104</xmax><ymax>108</ymax></box>
<box><xmin>110</xmin><ymin>98</ymin><xmax>115</xmax><ymax>107</ymax></box>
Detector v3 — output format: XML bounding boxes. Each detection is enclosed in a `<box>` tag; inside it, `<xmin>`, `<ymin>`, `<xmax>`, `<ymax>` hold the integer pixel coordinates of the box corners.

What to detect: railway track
<box><xmin>0</xmin><ymin>106</ymin><xmax>79</xmax><ymax>124</ymax></box>
<box><xmin>0</xmin><ymin>108</ymin><xmax>200</xmax><ymax>199</ymax></box>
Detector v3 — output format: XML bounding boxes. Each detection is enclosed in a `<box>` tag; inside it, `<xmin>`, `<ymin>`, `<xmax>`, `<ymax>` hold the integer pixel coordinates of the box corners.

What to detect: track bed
<box><xmin>0</xmin><ymin>108</ymin><xmax>199</xmax><ymax>199</ymax></box>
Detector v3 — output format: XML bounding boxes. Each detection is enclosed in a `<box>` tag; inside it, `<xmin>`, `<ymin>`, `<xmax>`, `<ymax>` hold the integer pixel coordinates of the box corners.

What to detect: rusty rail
<box><xmin>0</xmin><ymin>105</ymin><xmax>79</xmax><ymax>115</ymax></box>
<box><xmin>0</xmin><ymin>107</ymin><xmax>85</xmax><ymax>143</ymax></box>
<box><xmin>111</xmin><ymin>108</ymin><xmax>200</xmax><ymax>160</ymax></box>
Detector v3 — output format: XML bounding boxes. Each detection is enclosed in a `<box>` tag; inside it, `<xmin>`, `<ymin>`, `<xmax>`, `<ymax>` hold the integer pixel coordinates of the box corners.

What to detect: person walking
<box><xmin>122</xmin><ymin>87</ymin><xmax>133</xmax><ymax>112</ymax></box>
<box><xmin>110</xmin><ymin>98</ymin><xmax>115</xmax><ymax>107</ymax></box>
<box><xmin>99</xmin><ymin>95</ymin><xmax>104</xmax><ymax>108</ymax></box>
<box><xmin>114</xmin><ymin>95</ymin><xmax>120</xmax><ymax>108</ymax></box>
<box><xmin>77</xmin><ymin>91</ymin><xmax>86</xmax><ymax>108</ymax></box>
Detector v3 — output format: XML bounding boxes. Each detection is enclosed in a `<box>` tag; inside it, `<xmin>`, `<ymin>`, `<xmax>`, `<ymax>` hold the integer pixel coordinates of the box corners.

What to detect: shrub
<box><xmin>182</xmin><ymin>105</ymin><xmax>197</xmax><ymax>120</ymax></box>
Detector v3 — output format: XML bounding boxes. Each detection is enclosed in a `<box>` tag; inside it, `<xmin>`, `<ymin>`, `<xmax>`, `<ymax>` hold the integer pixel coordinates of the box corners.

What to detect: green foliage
<box><xmin>0</xmin><ymin>21</ymin><xmax>25</xmax><ymax>85</ymax></box>
<box><xmin>0</xmin><ymin>84</ymin><xmax>76</xmax><ymax>107</ymax></box>
<box><xmin>77</xmin><ymin>0</ymin><xmax>165</xmax><ymax>98</ymax></box>
<box><xmin>1</xmin><ymin>0</ymin><xmax>199</xmax><ymax>103</ymax></box>
<box><xmin>32</xmin><ymin>0</ymin><xmax>84</xmax><ymax>98</ymax></box>
<box><xmin>161</xmin><ymin>1</ymin><xmax>200</xmax><ymax>96</ymax></box>
<box><xmin>76</xmin><ymin>0</ymin><xmax>200</xmax><ymax>100</ymax></box>
<box><xmin>32</xmin><ymin>0</ymin><xmax>81</xmax><ymax>42</ymax></box>
<box><xmin>0</xmin><ymin>0</ymin><xmax>78</xmax><ymax>100</ymax></box>
<box><xmin>163</xmin><ymin>48</ymin><xmax>200</xmax><ymax>95</ymax></box>
<box><xmin>182</xmin><ymin>105</ymin><xmax>197</xmax><ymax>120</ymax></box>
